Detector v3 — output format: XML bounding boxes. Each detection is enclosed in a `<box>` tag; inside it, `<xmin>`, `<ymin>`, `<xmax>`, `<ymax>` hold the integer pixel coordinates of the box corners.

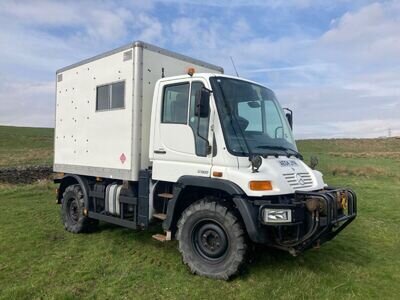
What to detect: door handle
<box><xmin>154</xmin><ymin>150</ymin><xmax>166</xmax><ymax>154</ymax></box>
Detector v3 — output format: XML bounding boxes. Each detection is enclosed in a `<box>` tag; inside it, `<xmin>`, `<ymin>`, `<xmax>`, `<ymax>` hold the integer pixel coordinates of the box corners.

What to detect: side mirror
<box><xmin>195</xmin><ymin>88</ymin><xmax>210</xmax><ymax>118</ymax></box>
<box><xmin>283</xmin><ymin>108</ymin><xmax>293</xmax><ymax>129</ymax></box>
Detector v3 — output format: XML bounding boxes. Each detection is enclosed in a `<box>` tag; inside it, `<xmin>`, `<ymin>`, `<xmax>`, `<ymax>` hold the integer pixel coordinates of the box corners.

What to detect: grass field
<box><xmin>0</xmin><ymin>126</ymin><xmax>53</xmax><ymax>167</ymax></box>
<box><xmin>1</xmin><ymin>125</ymin><xmax>400</xmax><ymax>299</ymax></box>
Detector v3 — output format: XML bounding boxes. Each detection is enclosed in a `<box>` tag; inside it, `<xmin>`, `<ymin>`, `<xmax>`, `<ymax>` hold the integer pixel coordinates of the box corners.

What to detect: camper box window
<box><xmin>96</xmin><ymin>81</ymin><xmax>125</xmax><ymax>111</ymax></box>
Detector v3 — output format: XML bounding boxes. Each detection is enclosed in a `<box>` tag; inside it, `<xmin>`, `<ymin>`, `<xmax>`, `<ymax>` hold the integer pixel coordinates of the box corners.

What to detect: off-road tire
<box><xmin>61</xmin><ymin>184</ymin><xmax>97</xmax><ymax>233</ymax></box>
<box><xmin>177</xmin><ymin>198</ymin><xmax>247</xmax><ymax>280</ymax></box>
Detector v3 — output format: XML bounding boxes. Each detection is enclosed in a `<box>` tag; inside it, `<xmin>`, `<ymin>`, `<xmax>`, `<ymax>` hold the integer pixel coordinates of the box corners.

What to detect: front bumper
<box><xmin>256</xmin><ymin>187</ymin><xmax>357</xmax><ymax>255</ymax></box>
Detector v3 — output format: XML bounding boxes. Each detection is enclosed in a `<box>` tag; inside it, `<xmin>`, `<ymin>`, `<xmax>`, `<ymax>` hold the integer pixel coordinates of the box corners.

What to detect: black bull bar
<box><xmin>263</xmin><ymin>187</ymin><xmax>357</xmax><ymax>256</ymax></box>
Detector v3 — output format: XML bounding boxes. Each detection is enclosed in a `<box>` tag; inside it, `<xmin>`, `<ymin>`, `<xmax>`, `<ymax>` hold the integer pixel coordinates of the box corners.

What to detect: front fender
<box><xmin>163</xmin><ymin>176</ymin><xmax>266</xmax><ymax>243</ymax></box>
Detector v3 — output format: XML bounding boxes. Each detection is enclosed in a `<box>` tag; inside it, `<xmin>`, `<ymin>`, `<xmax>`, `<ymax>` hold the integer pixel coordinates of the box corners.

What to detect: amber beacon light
<box><xmin>187</xmin><ymin>67</ymin><xmax>196</xmax><ymax>76</ymax></box>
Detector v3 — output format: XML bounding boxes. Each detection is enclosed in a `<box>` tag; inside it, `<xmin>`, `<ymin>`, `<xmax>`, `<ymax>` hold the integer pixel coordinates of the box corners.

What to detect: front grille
<box><xmin>283</xmin><ymin>172</ymin><xmax>313</xmax><ymax>190</ymax></box>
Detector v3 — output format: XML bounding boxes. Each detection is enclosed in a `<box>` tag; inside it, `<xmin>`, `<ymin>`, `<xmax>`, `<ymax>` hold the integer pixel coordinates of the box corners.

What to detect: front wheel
<box><xmin>177</xmin><ymin>198</ymin><xmax>247</xmax><ymax>280</ymax></box>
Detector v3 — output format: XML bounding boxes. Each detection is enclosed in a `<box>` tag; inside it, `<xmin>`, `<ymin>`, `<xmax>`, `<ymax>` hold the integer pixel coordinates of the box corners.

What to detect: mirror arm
<box><xmin>283</xmin><ymin>107</ymin><xmax>292</xmax><ymax>114</ymax></box>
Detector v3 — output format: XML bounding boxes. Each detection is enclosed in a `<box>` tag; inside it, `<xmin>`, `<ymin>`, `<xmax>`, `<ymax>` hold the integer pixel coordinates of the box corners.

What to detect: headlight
<box><xmin>262</xmin><ymin>208</ymin><xmax>292</xmax><ymax>223</ymax></box>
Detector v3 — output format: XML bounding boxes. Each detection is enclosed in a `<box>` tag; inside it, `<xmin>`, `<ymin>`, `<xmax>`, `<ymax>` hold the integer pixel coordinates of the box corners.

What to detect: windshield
<box><xmin>210</xmin><ymin>76</ymin><xmax>297</xmax><ymax>157</ymax></box>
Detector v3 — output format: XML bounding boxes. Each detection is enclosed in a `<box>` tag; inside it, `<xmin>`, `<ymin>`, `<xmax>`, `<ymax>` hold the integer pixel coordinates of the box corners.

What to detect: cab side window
<box><xmin>162</xmin><ymin>83</ymin><xmax>189</xmax><ymax>124</ymax></box>
<box><xmin>189</xmin><ymin>82</ymin><xmax>209</xmax><ymax>156</ymax></box>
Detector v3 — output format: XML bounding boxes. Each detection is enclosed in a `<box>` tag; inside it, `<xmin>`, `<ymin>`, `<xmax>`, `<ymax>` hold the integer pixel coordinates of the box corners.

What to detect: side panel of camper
<box><xmin>54</xmin><ymin>46</ymin><xmax>136</xmax><ymax>180</ymax></box>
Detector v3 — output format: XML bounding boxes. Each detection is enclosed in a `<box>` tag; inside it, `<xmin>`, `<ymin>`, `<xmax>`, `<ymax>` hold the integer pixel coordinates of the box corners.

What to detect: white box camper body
<box><xmin>54</xmin><ymin>41</ymin><xmax>223</xmax><ymax>181</ymax></box>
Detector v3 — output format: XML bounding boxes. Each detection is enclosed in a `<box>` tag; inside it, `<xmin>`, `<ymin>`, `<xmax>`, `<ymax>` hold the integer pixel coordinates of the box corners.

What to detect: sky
<box><xmin>0</xmin><ymin>0</ymin><xmax>399</xmax><ymax>138</ymax></box>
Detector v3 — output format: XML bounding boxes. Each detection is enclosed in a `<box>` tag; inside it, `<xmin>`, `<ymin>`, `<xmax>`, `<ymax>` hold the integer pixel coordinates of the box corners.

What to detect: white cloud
<box><xmin>0</xmin><ymin>80</ymin><xmax>54</xmax><ymax>127</ymax></box>
<box><xmin>318</xmin><ymin>2</ymin><xmax>400</xmax><ymax>65</ymax></box>
<box><xmin>135</xmin><ymin>14</ymin><xmax>164</xmax><ymax>44</ymax></box>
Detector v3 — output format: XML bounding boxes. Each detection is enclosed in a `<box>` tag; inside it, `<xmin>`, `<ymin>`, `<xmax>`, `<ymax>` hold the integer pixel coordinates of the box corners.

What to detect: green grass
<box><xmin>1</xmin><ymin>126</ymin><xmax>400</xmax><ymax>299</ymax></box>
<box><xmin>0</xmin><ymin>126</ymin><xmax>53</xmax><ymax>167</ymax></box>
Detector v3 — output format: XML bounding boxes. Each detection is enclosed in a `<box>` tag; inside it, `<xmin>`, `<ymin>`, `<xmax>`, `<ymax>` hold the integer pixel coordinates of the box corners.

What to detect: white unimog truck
<box><xmin>54</xmin><ymin>41</ymin><xmax>357</xmax><ymax>279</ymax></box>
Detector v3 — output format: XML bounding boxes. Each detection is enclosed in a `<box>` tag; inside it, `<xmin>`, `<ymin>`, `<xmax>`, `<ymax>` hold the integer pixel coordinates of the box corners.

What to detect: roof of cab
<box><xmin>157</xmin><ymin>73</ymin><xmax>271</xmax><ymax>90</ymax></box>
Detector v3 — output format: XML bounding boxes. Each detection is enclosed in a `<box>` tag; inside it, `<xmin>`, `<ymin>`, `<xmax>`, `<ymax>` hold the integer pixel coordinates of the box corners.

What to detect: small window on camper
<box><xmin>96</xmin><ymin>81</ymin><xmax>125</xmax><ymax>111</ymax></box>
<box><xmin>162</xmin><ymin>83</ymin><xmax>189</xmax><ymax>123</ymax></box>
<box><xmin>96</xmin><ymin>85</ymin><xmax>110</xmax><ymax>110</ymax></box>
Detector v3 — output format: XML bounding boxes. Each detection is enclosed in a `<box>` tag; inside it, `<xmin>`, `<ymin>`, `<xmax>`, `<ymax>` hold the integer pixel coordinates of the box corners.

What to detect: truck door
<box><xmin>152</xmin><ymin>78</ymin><xmax>213</xmax><ymax>182</ymax></box>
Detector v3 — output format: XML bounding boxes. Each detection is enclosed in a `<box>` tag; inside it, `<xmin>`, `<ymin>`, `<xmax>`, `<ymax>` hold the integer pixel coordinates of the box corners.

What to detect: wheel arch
<box><xmin>163</xmin><ymin>176</ymin><xmax>263</xmax><ymax>243</ymax></box>
<box><xmin>56</xmin><ymin>174</ymin><xmax>91</xmax><ymax>209</ymax></box>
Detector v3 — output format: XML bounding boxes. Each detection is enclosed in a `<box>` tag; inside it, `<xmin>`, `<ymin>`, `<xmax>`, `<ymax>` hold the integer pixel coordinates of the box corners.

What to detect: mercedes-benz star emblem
<box><xmin>295</xmin><ymin>173</ymin><xmax>305</xmax><ymax>185</ymax></box>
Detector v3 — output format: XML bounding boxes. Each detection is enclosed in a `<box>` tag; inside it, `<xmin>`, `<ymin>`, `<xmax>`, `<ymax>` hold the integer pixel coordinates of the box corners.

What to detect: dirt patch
<box><xmin>0</xmin><ymin>165</ymin><xmax>53</xmax><ymax>184</ymax></box>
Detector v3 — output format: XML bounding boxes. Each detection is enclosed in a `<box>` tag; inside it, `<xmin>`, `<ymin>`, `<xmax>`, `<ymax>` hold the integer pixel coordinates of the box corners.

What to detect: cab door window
<box><xmin>189</xmin><ymin>81</ymin><xmax>209</xmax><ymax>157</ymax></box>
<box><xmin>162</xmin><ymin>83</ymin><xmax>189</xmax><ymax>124</ymax></box>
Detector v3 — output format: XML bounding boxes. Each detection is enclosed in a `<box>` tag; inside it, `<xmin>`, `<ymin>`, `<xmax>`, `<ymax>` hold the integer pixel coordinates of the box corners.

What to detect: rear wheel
<box><xmin>177</xmin><ymin>198</ymin><xmax>247</xmax><ymax>280</ymax></box>
<box><xmin>61</xmin><ymin>184</ymin><xmax>98</xmax><ymax>233</ymax></box>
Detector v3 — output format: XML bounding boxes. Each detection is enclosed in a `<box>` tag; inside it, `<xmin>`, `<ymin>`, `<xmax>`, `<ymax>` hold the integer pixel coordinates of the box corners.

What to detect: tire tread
<box><xmin>177</xmin><ymin>197</ymin><xmax>248</xmax><ymax>280</ymax></box>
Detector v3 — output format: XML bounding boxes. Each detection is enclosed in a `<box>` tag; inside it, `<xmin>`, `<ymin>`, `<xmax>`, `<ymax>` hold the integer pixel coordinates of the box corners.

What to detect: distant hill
<box><xmin>1</xmin><ymin>125</ymin><xmax>399</xmax><ymax>172</ymax></box>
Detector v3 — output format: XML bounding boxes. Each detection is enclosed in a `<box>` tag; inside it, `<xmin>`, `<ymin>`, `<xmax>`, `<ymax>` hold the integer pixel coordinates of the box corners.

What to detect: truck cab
<box><xmin>150</xmin><ymin>73</ymin><xmax>325</xmax><ymax>195</ymax></box>
<box><xmin>146</xmin><ymin>71</ymin><xmax>356</xmax><ymax>260</ymax></box>
<box><xmin>54</xmin><ymin>42</ymin><xmax>356</xmax><ymax>280</ymax></box>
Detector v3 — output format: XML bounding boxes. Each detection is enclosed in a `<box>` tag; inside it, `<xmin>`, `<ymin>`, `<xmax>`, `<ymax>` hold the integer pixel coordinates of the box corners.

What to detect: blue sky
<box><xmin>0</xmin><ymin>0</ymin><xmax>399</xmax><ymax>138</ymax></box>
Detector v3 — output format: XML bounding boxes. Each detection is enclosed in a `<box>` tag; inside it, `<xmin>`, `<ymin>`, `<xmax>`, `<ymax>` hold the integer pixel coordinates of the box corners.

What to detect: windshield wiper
<box><xmin>256</xmin><ymin>145</ymin><xmax>303</xmax><ymax>159</ymax></box>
